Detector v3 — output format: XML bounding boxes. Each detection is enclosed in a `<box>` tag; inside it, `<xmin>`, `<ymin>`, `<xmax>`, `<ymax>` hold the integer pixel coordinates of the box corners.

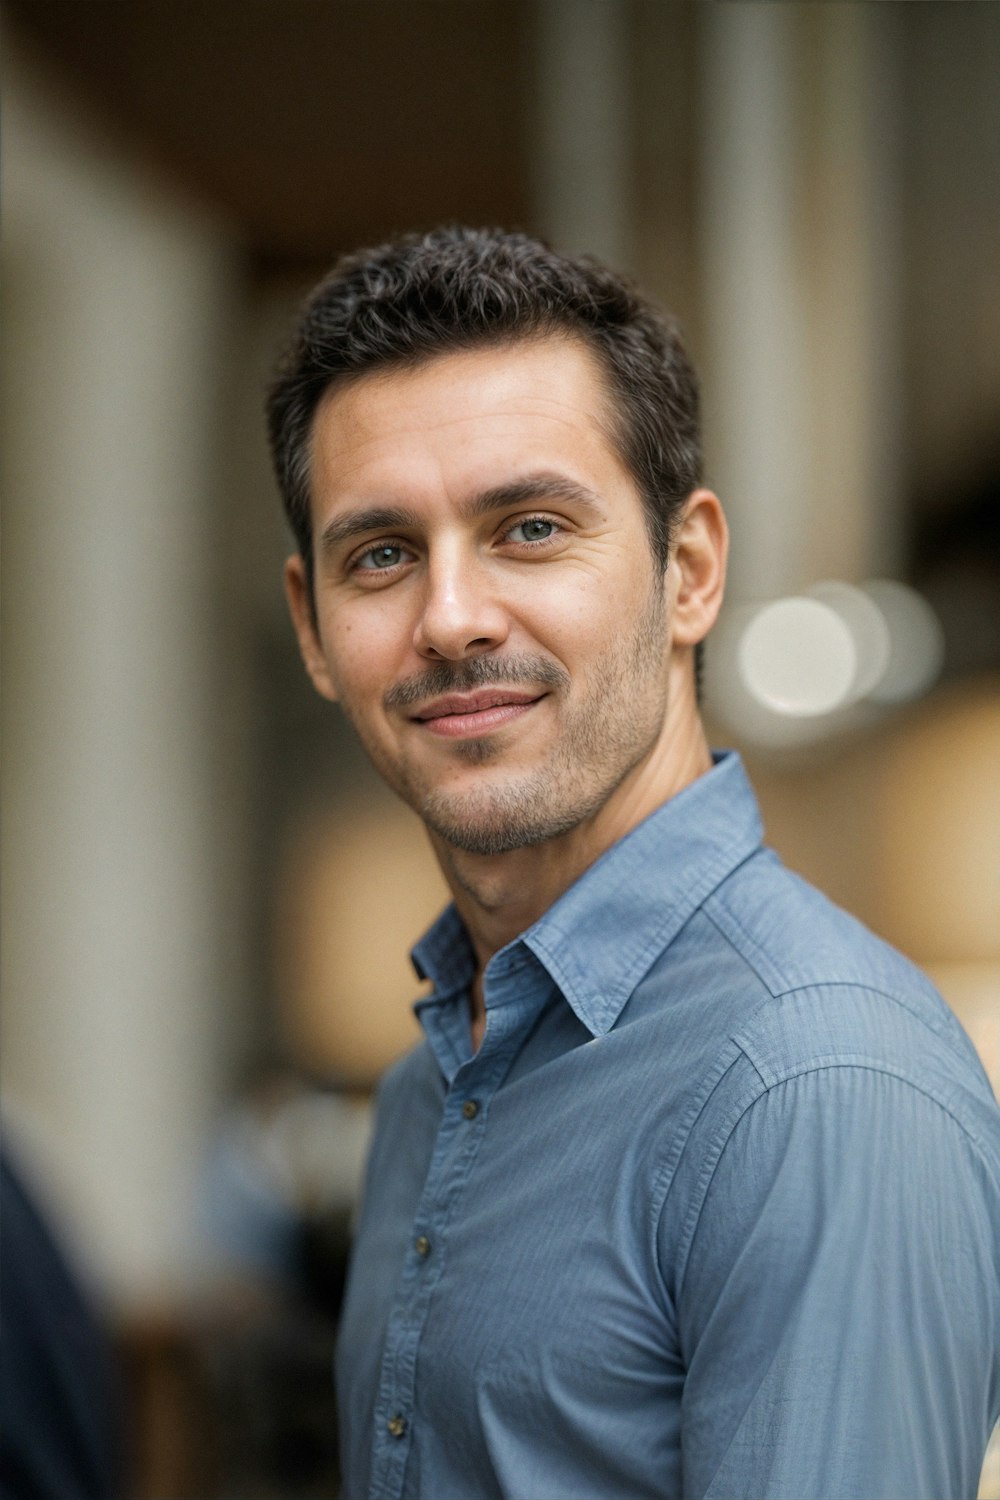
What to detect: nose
<box><xmin>412</xmin><ymin>549</ymin><xmax>511</xmax><ymax>661</ymax></box>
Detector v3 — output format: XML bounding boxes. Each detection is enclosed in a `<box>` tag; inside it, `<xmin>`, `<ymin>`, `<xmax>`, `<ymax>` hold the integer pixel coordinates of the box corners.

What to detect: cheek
<box><xmin>319</xmin><ymin>606</ymin><xmax>408</xmax><ymax>700</ymax></box>
<box><xmin>512</xmin><ymin>567</ymin><xmax>635</xmax><ymax>655</ymax></box>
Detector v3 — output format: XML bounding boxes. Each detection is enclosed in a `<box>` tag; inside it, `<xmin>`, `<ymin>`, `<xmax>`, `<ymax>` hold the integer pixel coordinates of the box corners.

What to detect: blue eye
<box><xmin>509</xmin><ymin>518</ymin><xmax>555</xmax><ymax>543</ymax></box>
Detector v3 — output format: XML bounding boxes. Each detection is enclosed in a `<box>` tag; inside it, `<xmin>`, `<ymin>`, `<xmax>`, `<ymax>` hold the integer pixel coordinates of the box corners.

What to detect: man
<box><xmin>268</xmin><ymin>227</ymin><xmax>1000</xmax><ymax>1500</ymax></box>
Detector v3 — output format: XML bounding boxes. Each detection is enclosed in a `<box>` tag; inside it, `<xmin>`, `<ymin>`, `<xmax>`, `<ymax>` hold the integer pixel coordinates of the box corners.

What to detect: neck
<box><xmin>430</xmin><ymin>682</ymin><xmax>712</xmax><ymax>1031</ymax></box>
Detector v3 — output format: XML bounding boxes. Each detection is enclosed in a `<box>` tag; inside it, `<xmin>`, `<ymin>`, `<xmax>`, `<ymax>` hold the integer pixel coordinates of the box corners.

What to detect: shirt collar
<box><xmin>411</xmin><ymin>751</ymin><xmax>763</xmax><ymax>1036</ymax></box>
<box><xmin>412</xmin><ymin>903</ymin><xmax>476</xmax><ymax>995</ymax></box>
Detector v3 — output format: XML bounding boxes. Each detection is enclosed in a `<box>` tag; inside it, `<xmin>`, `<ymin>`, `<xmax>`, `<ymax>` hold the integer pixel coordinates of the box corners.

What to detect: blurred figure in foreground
<box><xmin>0</xmin><ymin>1148</ymin><xmax>123</xmax><ymax>1500</ymax></box>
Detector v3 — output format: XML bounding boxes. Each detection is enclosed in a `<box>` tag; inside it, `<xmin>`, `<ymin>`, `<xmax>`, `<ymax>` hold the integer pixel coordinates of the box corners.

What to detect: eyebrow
<box><xmin>317</xmin><ymin>472</ymin><xmax>605</xmax><ymax>555</ymax></box>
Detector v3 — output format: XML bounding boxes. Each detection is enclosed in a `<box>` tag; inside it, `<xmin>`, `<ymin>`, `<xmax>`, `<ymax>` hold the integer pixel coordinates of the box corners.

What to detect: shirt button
<box><xmin>414</xmin><ymin>1235</ymin><xmax>431</xmax><ymax>1257</ymax></box>
<box><xmin>462</xmin><ymin>1099</ymin><xmax>479</xmax><ymax>1120</ymax></box>
<box><xmin>387</xmin><ymin>1414</ymin><xmax>407</xmax><ymax>1439</ymax></box>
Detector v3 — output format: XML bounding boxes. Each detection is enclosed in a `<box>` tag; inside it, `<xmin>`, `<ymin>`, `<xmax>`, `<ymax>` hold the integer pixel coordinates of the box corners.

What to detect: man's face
<box><xmin>287</xmin><ymin>337</ymin><xmax>680</xmax><ymax>856</ymax></box>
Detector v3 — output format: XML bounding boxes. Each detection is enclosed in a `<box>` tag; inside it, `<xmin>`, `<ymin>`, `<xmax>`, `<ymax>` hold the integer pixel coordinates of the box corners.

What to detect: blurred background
<box><xmin>2</xmin><ymin>2</ymin><xmax>998</xmax><ymax>1495</ymax></box>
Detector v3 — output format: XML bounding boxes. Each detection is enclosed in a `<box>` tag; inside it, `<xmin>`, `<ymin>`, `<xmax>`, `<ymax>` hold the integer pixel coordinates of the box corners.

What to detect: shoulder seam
<box><xmin>671</xmin><ymin>1059</ymin><xmax>995</xmax><ymax>1310</ymax></box>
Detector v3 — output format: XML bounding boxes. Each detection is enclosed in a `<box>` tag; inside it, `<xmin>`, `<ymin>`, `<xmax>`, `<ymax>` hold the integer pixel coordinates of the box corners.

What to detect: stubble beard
<box><xmin>344</xmin><ymin>581</ymin><xmax>670</xmax><ymax>857</ymax></box>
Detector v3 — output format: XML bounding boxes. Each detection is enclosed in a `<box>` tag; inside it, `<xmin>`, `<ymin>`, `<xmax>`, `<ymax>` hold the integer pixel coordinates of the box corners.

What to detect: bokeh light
<box><xmin>707</xmin><ymin>579</ymin><xmax>945</xmax><ymax>747</ymax></box>
<box><xmin>738</xmin><ymin>597</ymin><xmax>858</xmax><ymax>717</ymax></box>
<box><xmin>862</xmin><ymin>579</ymin><xmax>946</xmax><ymax>705</ymax></box>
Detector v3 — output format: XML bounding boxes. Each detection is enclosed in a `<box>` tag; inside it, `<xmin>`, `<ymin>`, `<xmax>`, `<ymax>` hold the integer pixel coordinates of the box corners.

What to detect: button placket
<box><xmin>368</xmin><ymin>1005</ymin><xmax>525</xmax><ymax>1499</ymax></box>
<box><xmin>369</xmin><ymin>1084</ymin><xmax>491</xmax><ymax>1497</ymax></box>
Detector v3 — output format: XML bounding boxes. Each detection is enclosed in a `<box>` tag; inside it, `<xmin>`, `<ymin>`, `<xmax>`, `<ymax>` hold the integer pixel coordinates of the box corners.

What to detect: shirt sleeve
<box><xmin>674</xmin><ymin>1063</ymin><xmax>999</xmax><ymax>1500</ymax></box>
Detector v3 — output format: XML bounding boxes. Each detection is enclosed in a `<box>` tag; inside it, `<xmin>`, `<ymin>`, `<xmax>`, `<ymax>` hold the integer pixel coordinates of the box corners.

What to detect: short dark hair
<box><xmin>267</xmin><ymin>226</ymin><xmax>702</xmax><ymax>599</ymax></box>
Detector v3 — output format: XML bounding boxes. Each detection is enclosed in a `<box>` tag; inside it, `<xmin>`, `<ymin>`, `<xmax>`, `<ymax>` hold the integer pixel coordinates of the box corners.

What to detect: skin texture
<box><xmin>285</xmin><ymin>336</ymin><xmax>728</xmax><ymax>1044</ymax></box>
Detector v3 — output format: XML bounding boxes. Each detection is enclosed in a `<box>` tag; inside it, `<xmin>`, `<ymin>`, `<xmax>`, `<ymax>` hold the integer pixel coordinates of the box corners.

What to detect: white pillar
<box><xmin>699</xmin><ymin>4</ymin><xmax>811</xmax><ymax>602</ymax></box>
<box><xmin>532</xmin><ymin>0</ymin><xmax>631</xmax><ymax>266</ymax></box>
<box><xmin>1</xmin><ymin>55</ymin><xmax>239</xmax><ymax>1301</ymax></box>
<box><xmin>699</xmin><ymin>4</ymin><xmax>901</xmax><ymax>599</ymax></box>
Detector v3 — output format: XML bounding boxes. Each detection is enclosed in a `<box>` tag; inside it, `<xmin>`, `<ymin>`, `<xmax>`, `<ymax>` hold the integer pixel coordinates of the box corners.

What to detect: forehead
<box><xmin>308</xmin><ymin>336</ymin><xmax>631</xmax><ymax>511</ymax></box>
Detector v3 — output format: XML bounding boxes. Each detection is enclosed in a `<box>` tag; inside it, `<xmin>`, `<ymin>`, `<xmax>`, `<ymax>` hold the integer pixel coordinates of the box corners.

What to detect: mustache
<box><xmin>385</xmin><ymin>654</ymin><xmax>569</xmax><ymax>712</ymax></box>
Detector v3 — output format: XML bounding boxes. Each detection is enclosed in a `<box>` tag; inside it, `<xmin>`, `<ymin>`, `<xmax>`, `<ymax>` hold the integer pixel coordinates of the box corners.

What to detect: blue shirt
<box><xmin>336</xmin><ymin>753</ymin><xmax>1000</xmax><ymax>1500</ymax></box>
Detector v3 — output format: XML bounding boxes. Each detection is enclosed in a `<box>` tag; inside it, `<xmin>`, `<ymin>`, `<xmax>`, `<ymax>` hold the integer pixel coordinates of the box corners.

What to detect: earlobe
<box><xmin>670</xmin><ymin>489</ymin><xmax>728</xmax><ymax>648</ymax></box>
<box><xmin>284</xmin><ymin>554</ymin><xmax>340</xmax><ymax>702</ymax></box>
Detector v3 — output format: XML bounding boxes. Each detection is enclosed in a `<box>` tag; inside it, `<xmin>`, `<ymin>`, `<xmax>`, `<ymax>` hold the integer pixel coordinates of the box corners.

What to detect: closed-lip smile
<box><xmin>412</xmin><ymin>688</ymin><xmax>544</xmax><ymax>739</ymax></box>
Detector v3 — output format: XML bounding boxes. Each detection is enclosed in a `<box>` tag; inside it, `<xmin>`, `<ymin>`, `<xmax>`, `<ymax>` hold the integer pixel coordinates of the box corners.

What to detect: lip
<box><xmin>412</xmin><ymin>688</ymin><xmax>544</xmax><ymax>739</ymax></box>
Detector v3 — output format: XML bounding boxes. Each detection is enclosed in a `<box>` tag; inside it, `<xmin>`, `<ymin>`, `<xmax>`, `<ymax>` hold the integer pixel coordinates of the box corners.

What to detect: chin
<box><xmin>417</xmin><ymin>776</ymin><xmax>598</xmax><ymax>858</ymax></box>
<box><xmin>425</xmin><ymin>814</ymin><xmax>570</xmax><ymax>858</ymax></box>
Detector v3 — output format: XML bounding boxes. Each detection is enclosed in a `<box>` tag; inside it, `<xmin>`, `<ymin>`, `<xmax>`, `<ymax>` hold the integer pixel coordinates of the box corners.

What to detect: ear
<box><xmin>284</xmin><ymin>553</ymin><xmax>340</xmax><ymax>702</ymax></box>
<box><xmin>668</xmin><ymin>489</ymin><xmax>728</xmax><ymax>648</ymax></box>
